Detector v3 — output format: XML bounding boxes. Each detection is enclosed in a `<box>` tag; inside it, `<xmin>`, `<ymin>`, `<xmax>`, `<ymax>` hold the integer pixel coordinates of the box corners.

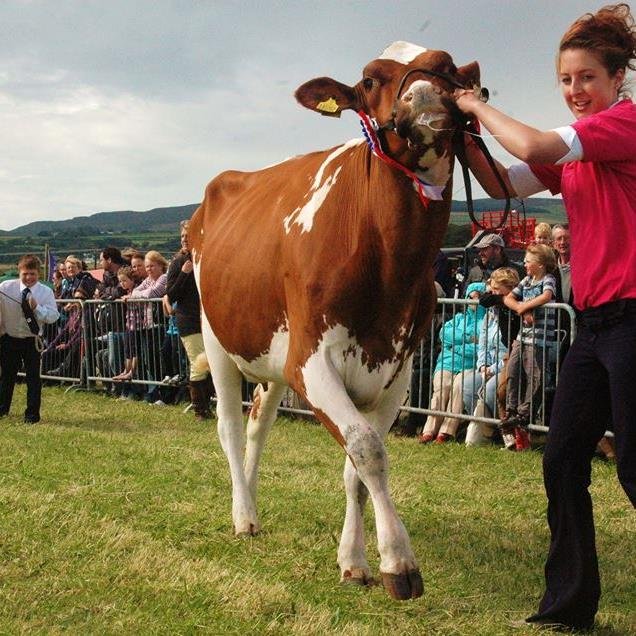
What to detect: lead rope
<box><xmin>0</xmin><ymin>288</ymin><xmax>46</xmax><ymax>352</ymax></box>
<box><xmin>454</xmin><ymin>119</ymin><xmax>511</xmax><ymax>231</ymax></box>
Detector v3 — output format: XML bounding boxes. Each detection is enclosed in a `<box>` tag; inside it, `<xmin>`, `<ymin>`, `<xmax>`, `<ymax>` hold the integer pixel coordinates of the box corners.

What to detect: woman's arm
<box><xmin>516</xmin><ymin>289</ymin><xmax>554</xmax><ymax>314</ymax></box>
<box><xmin>456</xmin><ymin>91</ymin><xmax>570</xmax><ymax>166</ymax></box>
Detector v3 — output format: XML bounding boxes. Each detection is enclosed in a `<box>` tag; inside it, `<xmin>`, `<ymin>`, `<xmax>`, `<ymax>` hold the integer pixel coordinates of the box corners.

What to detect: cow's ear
<box><xmin>295</xmin><ymin>77</ymin><xmax>359</xmax><ymax>118</ymax></box>
<box><xmin>455</xmin><ymin>61</ymin><xmax>481</xmax><ymax>89</ymax></box>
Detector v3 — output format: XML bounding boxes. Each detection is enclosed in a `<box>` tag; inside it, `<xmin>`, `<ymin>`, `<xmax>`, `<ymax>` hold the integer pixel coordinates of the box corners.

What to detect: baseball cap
<box><xmin>474</xmin><ymin>233</ymin><xmax>505</xmax><ymax>249</ymax></box>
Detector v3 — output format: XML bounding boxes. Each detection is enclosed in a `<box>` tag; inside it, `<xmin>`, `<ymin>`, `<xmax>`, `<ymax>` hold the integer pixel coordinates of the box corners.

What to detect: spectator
<box><xmin>0</xmin><ymin>254</ymin><xmax>59</xmax><ymax>423</ymax></box>
<box><xmin>97</xmin><ymin>247</ymin><xmax>127</xmax><ymax>300</ymax></box>
<box><xmin>51</xmin><ymin>269</ymin><xmax>65</xmax><ymax>299</ymax></box>
<box><xmin>463</xmin><ymin>267</ymin><xmax>520</xmax><ymax>446</ymax></box>
<box><xmin>42</xmin><ymin>279</ymin><xmax>96</xmax><ymax>378</ymax></box>
<box><xmin>501</xmin><ymin>243</ymin><xmax>557</xmax><ymax>450</ymax></box>
<box><xmin>464</xmin><ymin>233</ymin><xmax>524</xmax><ymax>289</ymax></box>
<box><xmin>166</xmin><ymin>220</ymin><xmax>214</xmax><ymax>420</ymax></box>
<box><xmin>533</xmin><ymin>222</ymin><xmax>552</xmax><ymax>245</ymax></box>
<box><xmin>112</xmin><ymin>267</ymin><xmax>139</xmax><ymax>390</ymax></box>
<box><xmin>154</xmin><ymin>295</ymin><xmax>188</xmax><ymax>406</ymax></box>
<box><xmin>129</xmin><ymin>252</ymin><xmax>147</xmax><ymax>286</ymax></box>
<box><xmin>551</xmin><ymin>224</ymin><xmax>573</xmax><ymax>305</ymax></box>
<box><xmin>129</xmin><ymin>250</ymin><xmax>168</xmax><ymax>403</ymax></box>
<box><xmin>61</xmin><ymin>255</ymin><xmax>97</xmax><ymax>300</ymax></box>
<box><xmin>418</xmin><ymin>282</ymin><xmax>486</xmax><ymax>444</ymax></box>
<box><xmin>94</xmin><ymin>247</ymin><xmax>128</xmax><ymax>395</ymax></box>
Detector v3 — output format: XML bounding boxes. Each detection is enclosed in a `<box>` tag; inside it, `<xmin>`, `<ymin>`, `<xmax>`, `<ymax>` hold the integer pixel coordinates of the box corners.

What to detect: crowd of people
<box><xmin>24</xmin><ymin>223</ymin><xmax>216</xmax><ymax>421</ymax></box>
<box><xmin>404</xmin><ymin>223</ymin><xmax>580</xmax><ymax>450</ymax></box>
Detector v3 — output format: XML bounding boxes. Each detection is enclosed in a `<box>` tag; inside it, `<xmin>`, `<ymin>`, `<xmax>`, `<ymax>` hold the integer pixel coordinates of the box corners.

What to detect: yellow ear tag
<box><xmin>316</xmin><ymin>97</ymin><xmax>340</xmax><ymax>115</ymax></box>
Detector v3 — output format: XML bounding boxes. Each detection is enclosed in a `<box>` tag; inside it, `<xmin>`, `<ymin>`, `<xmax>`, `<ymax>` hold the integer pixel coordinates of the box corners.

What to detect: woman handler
<box><xmin>455</xmin><ymin>4</ymin><xmax>636</xmax><ymax>631</ymax></box>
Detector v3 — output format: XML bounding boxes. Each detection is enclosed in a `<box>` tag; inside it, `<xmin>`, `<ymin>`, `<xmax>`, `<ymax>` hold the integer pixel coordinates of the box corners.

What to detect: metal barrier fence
<box><xmin>33</xmin><ymin>297</ymin><xmax>578</xmax><ymax>435</ymax></box>
<box><xmin>403</xmin><ymin>298</ymin><xmax>577</xmax><ymax>438</ymax></box>
<box><xmin>38</xmin><ymin>298</ymin><xmax>190</xmax><ymax>403</ymax></box>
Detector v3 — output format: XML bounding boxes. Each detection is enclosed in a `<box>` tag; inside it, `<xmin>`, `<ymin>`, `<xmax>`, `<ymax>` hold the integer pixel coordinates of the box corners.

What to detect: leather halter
<box><xmin>371</xmin><ymin>67</ymin><xmax>509</xmax><ymax>231</ymax></box>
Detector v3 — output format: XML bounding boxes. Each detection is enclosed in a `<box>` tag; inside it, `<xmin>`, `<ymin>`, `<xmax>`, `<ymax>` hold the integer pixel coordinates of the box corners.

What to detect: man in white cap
<box><xmin>464</xmin><ymin>233</ymin><xmax>524</xmax><ymax>290</ymax></box>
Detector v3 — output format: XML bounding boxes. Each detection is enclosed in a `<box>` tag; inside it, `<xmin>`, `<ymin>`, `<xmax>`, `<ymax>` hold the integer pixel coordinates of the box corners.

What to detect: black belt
<box><xmin>579</xmin><ymin>298</ymin><xmax>636</xmax><ymax>331</ymax></box>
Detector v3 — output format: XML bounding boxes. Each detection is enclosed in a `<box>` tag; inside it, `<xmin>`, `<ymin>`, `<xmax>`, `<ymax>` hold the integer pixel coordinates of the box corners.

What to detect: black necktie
<box><xmin>21</xmin><ymin>288</ymin><xmax>40</xmax><ymax>335</ymax></box>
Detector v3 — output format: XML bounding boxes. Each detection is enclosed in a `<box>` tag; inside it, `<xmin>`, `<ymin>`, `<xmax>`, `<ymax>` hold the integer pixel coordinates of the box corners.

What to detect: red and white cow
<box><xmin>190</xmin><ymin>41</ymin><xmax>481</xmax><ymax>600</ymax></box>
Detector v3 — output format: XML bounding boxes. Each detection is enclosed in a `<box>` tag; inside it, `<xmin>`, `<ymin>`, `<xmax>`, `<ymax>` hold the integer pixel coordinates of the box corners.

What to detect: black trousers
<box><xmin>0</xmin><ymin>334</ymin><xmax>42</xmax><ymax>421</ymax></box>
<box><xmin>529</xmin><ymin>303</ymin><xmax>636</xmax><ymax>629</ymax></box>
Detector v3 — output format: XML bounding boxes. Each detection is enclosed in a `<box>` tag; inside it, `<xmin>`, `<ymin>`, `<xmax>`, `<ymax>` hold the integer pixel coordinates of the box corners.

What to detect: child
<box><xmin>463</xmin><ymin>267</ymin><xmax>520</xmax><ymax>446</ymax></box>
<box><xmin>419</xmin><ymin>282</ymin><xmax>486</xmax><ymax>444</ymax></box>
<box><xmin>502</xmin><ymin>243</ymin><xmax>557</xmax><ymax>450</ymax></box>
<box><xmin>0</xmin><ymin>254</ymin><xmax>59</xmax><ymax>423</ymax></box>
<box><xmin>533</xmin><ymin>222</ymin><xmax>552</xmax><ymax>245</ymax></box>
<box><xmin>112</xmin><ymin>267</ymin><xmax>139</xmax><ymax>389</ymax></box>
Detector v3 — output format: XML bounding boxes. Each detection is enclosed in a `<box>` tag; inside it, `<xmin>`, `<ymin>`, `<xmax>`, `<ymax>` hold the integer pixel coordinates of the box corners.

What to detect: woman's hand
<box><xmin>454</xmin><ymin>88</ymin><xmax>482</xmax><ymax>115</ymax></box>
<box><xmin>181</xmin><ymin>259</ymin><xmax>193</xmax><ymax>274</ymax></box>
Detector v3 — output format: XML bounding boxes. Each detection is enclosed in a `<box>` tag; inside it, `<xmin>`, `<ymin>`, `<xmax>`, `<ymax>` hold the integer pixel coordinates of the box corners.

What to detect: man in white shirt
<box><xmin>0</xmin><ymin>254</ymin><xmax>59</xmax><ymax>423</ymax></box>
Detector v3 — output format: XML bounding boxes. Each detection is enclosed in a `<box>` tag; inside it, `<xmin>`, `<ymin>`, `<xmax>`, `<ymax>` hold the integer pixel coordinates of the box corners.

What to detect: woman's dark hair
<box><xmin>559</xmin><ymin>4</ymin><xmax>636</xmax><ymax>96</ymax></box>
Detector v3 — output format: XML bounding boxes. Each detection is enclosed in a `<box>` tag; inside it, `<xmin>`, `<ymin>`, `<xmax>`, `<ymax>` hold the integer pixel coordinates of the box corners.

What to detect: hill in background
<box><xmin>6</xmin><ymin>204</ymin><xmax>199</xmax><ymax>237</ymax></box>
<box><xmin>5</xmin><ymin>198</ymin><xmax>566</xmax><ymax>237</ymax></box>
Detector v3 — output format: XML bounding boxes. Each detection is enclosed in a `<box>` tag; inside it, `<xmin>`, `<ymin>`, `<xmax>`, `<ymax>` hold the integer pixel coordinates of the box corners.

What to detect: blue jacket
<box><xmin>434</xmin><ymin>283</ymin><xmax>486</xmax><ymax>374</ymax></box>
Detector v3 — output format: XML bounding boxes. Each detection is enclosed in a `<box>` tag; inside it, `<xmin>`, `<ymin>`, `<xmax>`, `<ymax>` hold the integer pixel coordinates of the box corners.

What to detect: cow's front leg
<box><xmin>337</xmin><ymin>455</ymin><xmax>375</xmax><ymax>587</ymax></box>
<box><xmin>304</xmin><ymin>354</ymin><xmax>422</xmax><ymax>600</ymax></box>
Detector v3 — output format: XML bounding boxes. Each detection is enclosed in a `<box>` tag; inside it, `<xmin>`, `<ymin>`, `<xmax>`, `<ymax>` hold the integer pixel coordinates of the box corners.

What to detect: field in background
<box><xmin>0</xmin><ymin>386</ymin><xmax>633</xmax><ymax>634</ymax></box>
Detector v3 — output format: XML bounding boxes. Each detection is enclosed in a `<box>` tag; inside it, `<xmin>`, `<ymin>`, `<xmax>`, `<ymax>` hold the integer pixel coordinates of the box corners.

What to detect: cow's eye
<box><xmin>362</xmin><ymin>77</ymin><xmax>376</xmax><ymax>91</ymax></box>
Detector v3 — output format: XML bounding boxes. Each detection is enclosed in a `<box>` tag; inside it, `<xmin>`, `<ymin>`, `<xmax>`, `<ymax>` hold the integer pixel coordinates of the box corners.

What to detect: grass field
<box><xmin>0</xmin><ymin>386</ymin><xmax>633</xmax><ymax>635</ymax></box>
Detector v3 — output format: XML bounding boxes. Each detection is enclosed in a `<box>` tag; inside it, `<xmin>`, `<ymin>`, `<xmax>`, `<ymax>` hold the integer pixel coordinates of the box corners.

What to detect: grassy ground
<box><xmin>0</xmin><ymin>386</ymin><xmax>633</xmax><ymax>635</ymax></box>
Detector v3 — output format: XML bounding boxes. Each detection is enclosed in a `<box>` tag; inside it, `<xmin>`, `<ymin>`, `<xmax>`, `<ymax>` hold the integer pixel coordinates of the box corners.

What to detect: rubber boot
<box><xmin>189</xmin><ymin>379</ymin><xmax>212</xmax><ymax>420</ymax></box>
<box><xmin>514</xmin><ymin>426</ymin><xmax>531</xmax><ymax>451</ymax></box>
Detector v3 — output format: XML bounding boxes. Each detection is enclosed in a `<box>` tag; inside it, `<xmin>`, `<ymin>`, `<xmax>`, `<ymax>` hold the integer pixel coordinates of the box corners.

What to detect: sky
<box><xmin>0</xmin><ymin>0</ymin><xmax>612</xmax><ymax>231</ymax></box>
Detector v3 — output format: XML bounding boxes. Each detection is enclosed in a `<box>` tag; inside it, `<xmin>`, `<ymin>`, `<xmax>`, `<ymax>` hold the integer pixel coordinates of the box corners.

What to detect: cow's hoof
<box><xmin>381</xmin><ymin>569</ymin><xmax>424</xmax><ymax>600</ymax></box>
<box><xmin>341</xmin><ymin>568</ymin><xmax>378</xmax><ymax>587</ymax></box>
<box><xmin>234</xmin><ymin>522</ymin><xmax>259</xmax><ymax>537</ymax></box>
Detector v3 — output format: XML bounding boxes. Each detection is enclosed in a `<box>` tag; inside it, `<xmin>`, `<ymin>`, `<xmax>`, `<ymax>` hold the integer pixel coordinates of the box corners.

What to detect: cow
<box><xmin>189</xmin><ymin>41</ymin><xmax>482</xmax><ymax>600</ymax></box>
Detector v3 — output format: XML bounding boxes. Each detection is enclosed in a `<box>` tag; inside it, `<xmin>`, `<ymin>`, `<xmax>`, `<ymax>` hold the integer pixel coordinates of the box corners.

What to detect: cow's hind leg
<box><xmin>338</xmin><ymin>455</ymin><xmax>375</xmax><ymax>587</ymax></box>
<box><xmin>244</xmin><ymin>382</ymin><xmax>286</xmax><ymax>503</ymax></box>
<box><xmin>201</xmin><ymin>320</ymin><xmax>259</xmax><ymax>536</ymax></box>
<box><xmin>304</xmin><ymin>356</ymin><xmax>422</xmax><ymax>600</ymax></box>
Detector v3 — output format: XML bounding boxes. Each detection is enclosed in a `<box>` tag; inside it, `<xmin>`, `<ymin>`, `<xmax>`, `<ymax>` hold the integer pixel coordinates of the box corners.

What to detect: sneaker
<box><xmin>434</xmin><ymin>433</ymin><xmax>454</xmax><ymax>444</ymax></box>
<box><xmin>418</xmin><ymin>433</ymin><xmax>435</xmax><ymax>444</ymax></box>
<box><xmin>153</xmin><ymin>400</ymin><xmax>167</xmax><ymax>407</ymax></box>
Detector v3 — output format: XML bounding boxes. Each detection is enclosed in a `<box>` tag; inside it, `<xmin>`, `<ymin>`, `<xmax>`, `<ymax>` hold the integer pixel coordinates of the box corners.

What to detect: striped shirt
<box><xmin>512</xmin><ymin>274</ymin><xmax>557</xmax><ymax>345</ymax></box>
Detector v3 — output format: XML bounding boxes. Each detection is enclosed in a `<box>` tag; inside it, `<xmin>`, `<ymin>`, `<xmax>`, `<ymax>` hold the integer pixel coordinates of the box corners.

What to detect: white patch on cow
<box><xmin>379</xmin><ymin>41</ymin><xmax>427</xmax><ymax>65</ymax></box>
<box><xmin>302</xmin><ymin>323</ymin><xmax>409</xmax><ymax>421</ymax></box>
<box><xmin>417</xmin><ymin>148</ymin><xmax>451</xmax><ymax>187</ymax></box>
<box><xmin>228</xmin><ymin>324</ymin><xmax>290</xmax><ymax>384</ymax></box>
<box><xmin>283</xmin><ymin>138</ymin><xmax>364</xmax><ymax>235</ymax></box>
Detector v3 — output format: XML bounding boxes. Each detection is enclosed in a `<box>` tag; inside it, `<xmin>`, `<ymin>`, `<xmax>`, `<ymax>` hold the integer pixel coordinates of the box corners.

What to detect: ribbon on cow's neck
<box><xmin>357</xmin><ymin>111</ymin><xmax>445</xmax><ymax>208</ymax></box>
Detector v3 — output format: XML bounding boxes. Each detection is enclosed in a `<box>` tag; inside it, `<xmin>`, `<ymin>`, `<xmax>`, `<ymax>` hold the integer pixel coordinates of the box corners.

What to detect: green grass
<box><xmin>0</xmin><ymin>386</ymin><xmax>633</xmax><ymax>635</ymax></box>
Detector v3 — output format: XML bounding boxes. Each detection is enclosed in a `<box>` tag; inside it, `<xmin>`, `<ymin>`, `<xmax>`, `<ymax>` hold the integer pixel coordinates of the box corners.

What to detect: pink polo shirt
<box><xmin>529</xmin><ymin>99</ymin><xmax>636</xmax><ymax>310</ymax></box>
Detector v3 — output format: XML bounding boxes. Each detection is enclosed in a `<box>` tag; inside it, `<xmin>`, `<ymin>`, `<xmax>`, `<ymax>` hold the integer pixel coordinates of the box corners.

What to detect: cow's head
<box><xmin>295</xmin><ymin>42</ymin><xmax>481</xmax><ymax>184</ymax></box>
